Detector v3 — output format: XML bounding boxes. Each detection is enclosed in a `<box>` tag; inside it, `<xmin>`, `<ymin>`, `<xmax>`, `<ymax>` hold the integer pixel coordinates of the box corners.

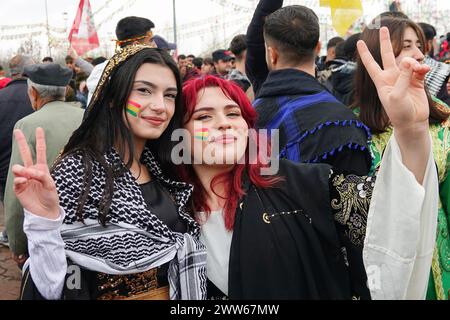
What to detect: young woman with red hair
<box><xmin>178</xmin><ymin>28</ymin><xmax>438</xmax><ymax>300</ymax></box>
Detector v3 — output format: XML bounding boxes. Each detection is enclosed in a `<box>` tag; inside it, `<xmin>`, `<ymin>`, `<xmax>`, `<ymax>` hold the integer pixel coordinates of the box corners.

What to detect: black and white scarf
<box><xmin>424</xmin><ymin>56</ymin><xmax>450</xmax><ymax>97</ymax></box>
<box><xmin>51</xmin><ymin>148</ymin><xmax>207</xmax><ymax>300</ymax></box>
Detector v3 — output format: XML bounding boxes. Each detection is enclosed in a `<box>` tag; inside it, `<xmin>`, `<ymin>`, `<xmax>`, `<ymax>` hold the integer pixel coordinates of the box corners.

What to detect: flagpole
<box><xmin>172</xmin><ymin>0</ymin><xmax>177</xmax><ymax>46</ymax></box>
<box><xmin>44</xmin><ymin>0</ymin><xmax>51</xmax><ymax>56</ymax></box>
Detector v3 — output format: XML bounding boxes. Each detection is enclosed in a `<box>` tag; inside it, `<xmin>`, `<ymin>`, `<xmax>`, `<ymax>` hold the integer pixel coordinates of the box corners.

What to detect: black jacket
<box><xmin>436</xmin><ymin>76</ymin><xmax>450</xmax><ymax>106</ymax></box>
<box><xmin>229</xmin><ymin>160</ymin><xmax>371</xmax><ymax>299</ymax></box>
<box><xmin>254</xmin><ymin>68</ymin><xmax>371</xmax><ymax>175</ymax></box>
<box><xmin>0</xmin><ymin>79</ymin><xmax>33</xmax><ymax>193</ymax></box>
<box><xmin>327</xmin><ymin>61</ymin><xmax>357</xmax><ymax>106</ymax></box>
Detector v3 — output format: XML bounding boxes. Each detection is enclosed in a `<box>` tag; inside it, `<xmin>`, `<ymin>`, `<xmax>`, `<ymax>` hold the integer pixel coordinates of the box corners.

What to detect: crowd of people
<box><xmin>0</xmin><ymin>0</ymin><xmax>449</xmax><ymax>300</ymax></box>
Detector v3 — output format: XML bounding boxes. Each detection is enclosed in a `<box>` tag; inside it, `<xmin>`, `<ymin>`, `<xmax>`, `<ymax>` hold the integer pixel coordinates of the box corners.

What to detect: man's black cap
<box><xmin>24</xmin><ymin>63</ymin><xmax>73</xmax><ymax>86</ymax></box>
<box><xmin>212</xmin><ymin>49</ymin><xmax>234</xmax><ymax>62</ymax></box>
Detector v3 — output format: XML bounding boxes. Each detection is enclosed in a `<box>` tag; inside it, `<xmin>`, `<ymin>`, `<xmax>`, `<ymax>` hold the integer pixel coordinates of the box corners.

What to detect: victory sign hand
<box><xmin>357</xmin><ymin>27</ymin><xmax>430</xmax><ymax>134</ymax></box>
<box><xmin>12</xmin><ymin>128</ymin><xmax>60</xmax><ymax>220</ymax></box>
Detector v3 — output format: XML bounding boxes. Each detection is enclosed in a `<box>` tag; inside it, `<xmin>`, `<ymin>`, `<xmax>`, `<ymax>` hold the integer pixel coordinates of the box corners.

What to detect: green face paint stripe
<box><xmin>127</xmin><ymin>105</ymin><xmax>140</xmax><ymax>113</ymax></box>
<box><xmin>126</xmin><ymin>100</ymin><xmax>142</xmax><ymax>118</ymax></box>
<box><xmin>194</xmin><ymin>128</ymin><xmax>208</xmax><ymax>140</ymax></box>
<box><xmin>194</xmin><ymin>129</ymin><xmax>208</xmax><ymax>140</ymax></box>
<box><xmin>126</xmin><ymin>101</ymin><xmax>141</xmax><ymax>117</ymax></box>
<box><xmin>194</xmin><ymin>128</ymin><xmax>209</xmax><ymax>140</ymax></box>
<box><xmin>127</xmin><ymin>109</ymin><xmax>138</xmax><ymax>117</ymax></box>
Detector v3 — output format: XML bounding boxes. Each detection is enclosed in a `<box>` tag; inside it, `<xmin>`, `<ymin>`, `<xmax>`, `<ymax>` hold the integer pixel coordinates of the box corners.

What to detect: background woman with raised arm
<box><xmin>353</xmin><ymin>16</ymin><xmax>450</xmax><ymax>300</ymax></box>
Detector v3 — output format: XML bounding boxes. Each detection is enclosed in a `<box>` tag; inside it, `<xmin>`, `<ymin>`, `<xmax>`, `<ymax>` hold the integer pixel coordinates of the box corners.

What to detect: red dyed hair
<box><xmin>179</xmin><ymin>75</ymin><xmax>281</xmax><ymax>230</ymax></box>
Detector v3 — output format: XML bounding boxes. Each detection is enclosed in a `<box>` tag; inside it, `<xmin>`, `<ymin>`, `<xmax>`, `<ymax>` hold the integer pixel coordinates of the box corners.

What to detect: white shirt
<box><xmin>22</xmin><ymin>207</ymin><xmax>67</xmax><ymax>300</ymax></box>
<box><xmin>198</xmin><ymin>210</ymin><xmax>233</xmax><ymax>296</ymax></box>
<box><xmin>363</xmin><ymin>132</ymin><xmax>438</xmax><ymax>299</ymax></box>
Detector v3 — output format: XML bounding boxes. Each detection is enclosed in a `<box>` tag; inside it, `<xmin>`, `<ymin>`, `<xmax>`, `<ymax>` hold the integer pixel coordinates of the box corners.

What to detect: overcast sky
<box><xmin>1</xmin><ymin>0</ymin><xmax>450</xmax><ymax>58</ymax></box>
<box><xmin>0</xmin><ymin>0</ymin><xmax>258</xmax><ymax>57</ymax></box>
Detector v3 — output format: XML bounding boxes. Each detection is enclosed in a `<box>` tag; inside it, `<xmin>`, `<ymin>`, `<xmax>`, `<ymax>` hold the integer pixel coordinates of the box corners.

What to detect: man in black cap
<box><xmin>4</xmin><ymin>63</ymin><xmax>84</xmax><ymax>268</ymax></box>
<box><xmin>87</xmin><ymin>16</ymin><xmax>156</xmax><ymax>105</ymax></box>
<box><xmin>212</xmin><ymin>49</ymin><xmax>234</xmax><ymax>77</ymax></box>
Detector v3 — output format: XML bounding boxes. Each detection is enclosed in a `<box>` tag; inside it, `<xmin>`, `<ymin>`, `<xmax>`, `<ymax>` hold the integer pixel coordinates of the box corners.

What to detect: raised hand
<box><xmin>67</xmin><ymin>46</ymin><xmax>79</xmax><ymax>60</ymax></box>
<box><xmin>357</xmin><ymin>27</ymin><xmax>430</xmax><ymax>134</ymax></box>
<box><xmin>12</xmin><ymin>128</ymin><xmax>60</xmax><ymax>220</ymax></box>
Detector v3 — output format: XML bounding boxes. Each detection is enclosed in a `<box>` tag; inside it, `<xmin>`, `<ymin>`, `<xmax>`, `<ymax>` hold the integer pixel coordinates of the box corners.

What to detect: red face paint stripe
<box><xmin>128</xmin><ymin>100</ymin><xmax>142</xmax><ymax>109</ymax></box>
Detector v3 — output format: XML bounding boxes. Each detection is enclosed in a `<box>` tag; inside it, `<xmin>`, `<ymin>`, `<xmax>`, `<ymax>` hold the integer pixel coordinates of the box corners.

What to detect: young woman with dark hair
<box><xmin>352</xmin><ymin>17</ymin><xmax>450</xmax><ymax>300</ymax></box>
<box><xmin>177</xmin><ymin>26</ymin><xmax>438</xmax><ymax>300</ymax></box>
<box><xmin>13</xmin><ymin>46</ymin><xmax>207</xmax><ymax>300</ymax></box>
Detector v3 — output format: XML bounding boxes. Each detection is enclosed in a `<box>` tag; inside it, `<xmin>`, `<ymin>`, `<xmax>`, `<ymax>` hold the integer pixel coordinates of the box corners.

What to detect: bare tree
<box><xmin>17</xmin><ymin>37</ymin><xmax>43</xmax><ymax>60</ymax></box>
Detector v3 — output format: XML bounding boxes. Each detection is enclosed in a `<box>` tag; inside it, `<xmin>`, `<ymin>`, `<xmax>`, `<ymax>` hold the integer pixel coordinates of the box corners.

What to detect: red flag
<box><xmin>68</xmin><ymin>0</ymin><xmax>100</xmax><ymax>56</ymax></box>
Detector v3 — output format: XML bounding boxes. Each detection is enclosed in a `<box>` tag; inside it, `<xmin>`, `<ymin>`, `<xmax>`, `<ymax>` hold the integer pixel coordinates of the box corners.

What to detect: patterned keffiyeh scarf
<box><xmin>424</xmin><ymin>56</ymin><xmax>450</xmax><ymax>97</ymax></box>
<box><xmin>52</xmin><ymin>147</ymin><xmax>207</xmax><ymax>300</ymax></box>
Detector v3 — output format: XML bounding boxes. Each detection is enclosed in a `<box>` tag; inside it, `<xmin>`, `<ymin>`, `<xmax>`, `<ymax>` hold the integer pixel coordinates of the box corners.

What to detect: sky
<box><xmin>1</xmin><ymin>0</ymin><xmax>450</xmax><ymax>59</ymax></box>
<box><xmin>0</xmin><ymin>0</ymin><xmax>257</xmax><ymax>57</ymax></box>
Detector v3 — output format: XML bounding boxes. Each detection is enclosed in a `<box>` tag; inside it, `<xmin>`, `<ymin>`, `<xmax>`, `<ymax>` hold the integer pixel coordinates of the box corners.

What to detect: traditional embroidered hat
<box><xmin>88</xmin><ymin>44</ymin><xmax>155</xmax><ymax>110</ymax></box>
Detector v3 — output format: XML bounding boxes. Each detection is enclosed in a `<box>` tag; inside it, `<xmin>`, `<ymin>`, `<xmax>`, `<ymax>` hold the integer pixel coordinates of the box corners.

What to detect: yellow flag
<box><xmin>329</xmin><ymin>0</ymin><xmax>363</xmax><ymax>36</ymax></box>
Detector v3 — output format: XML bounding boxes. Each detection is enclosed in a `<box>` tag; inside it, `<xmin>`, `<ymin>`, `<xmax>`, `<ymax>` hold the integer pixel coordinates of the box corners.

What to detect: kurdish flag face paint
<box><xmin>126</xmin><ymin>100</ymin><xmax>142</xmax><ymax>117</ymax></box>
<box><xmin>194</xmin><ymin>128</ymin><xmax>209</xmax><ymax>141</ymax></box>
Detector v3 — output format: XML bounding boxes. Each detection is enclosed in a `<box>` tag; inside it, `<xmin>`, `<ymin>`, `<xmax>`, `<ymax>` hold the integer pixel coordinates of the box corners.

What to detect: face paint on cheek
<box><xmin>126</xmin><ymin>100</ymin><xmax>142</xmax><ymax>117</ymax></box>
<box><xmin>194</xmin><ymin>128</ymin><xmax>209</xmax><ymax>141</ymax></box>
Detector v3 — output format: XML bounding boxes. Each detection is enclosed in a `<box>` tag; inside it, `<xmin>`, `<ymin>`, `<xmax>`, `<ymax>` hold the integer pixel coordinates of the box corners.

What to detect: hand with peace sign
<box><xmin>357</xmin><ymin>27</ymin><xmax>430</xmax><ymax>134</ymax></box>
<box><xmin>12</xmin><ymin>128</ymin><xmax>60</xmax><ymax>220</ymax></box>
<box><xmin>357</xmin><ymin>27</ymin><xmax>431</xmax><ymax>183</ymax></box>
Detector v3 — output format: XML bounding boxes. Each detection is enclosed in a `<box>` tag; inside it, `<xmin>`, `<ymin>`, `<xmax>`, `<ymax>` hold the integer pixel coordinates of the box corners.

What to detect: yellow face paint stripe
<box><xmin>194</xmin><ymin>128</ymin><xmax>209</xmax><ymax>140</ymax></box>
<box><xmin>126</xmin><ymin>101</ymin><xmax>142</xmax><ymax>117</ymax></box>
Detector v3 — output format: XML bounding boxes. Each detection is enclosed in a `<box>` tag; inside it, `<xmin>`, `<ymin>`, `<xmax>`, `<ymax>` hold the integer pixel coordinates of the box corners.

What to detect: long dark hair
<box><xmin>352</xmin><ymin>17</ymin><xmax>449</xmax><ymax>134</ymax></box>
<box><xmin>56</xmin><ymin>48</ymin><xmax>183</xmax><ymax>225</ymax></box>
